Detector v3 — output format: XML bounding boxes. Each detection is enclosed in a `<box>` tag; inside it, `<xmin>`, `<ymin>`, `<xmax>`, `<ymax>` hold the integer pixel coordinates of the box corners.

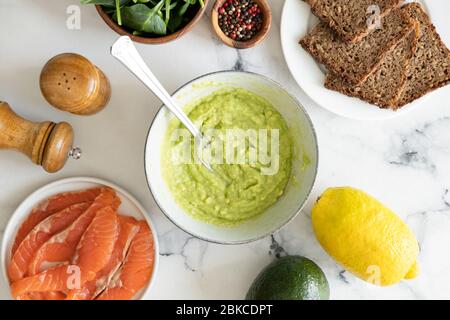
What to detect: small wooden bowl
<box><xmin>95</xmin><ymin>1</ymin><xmax>209</xmax><ymax>45</ymax></box>
<box><xmin>211</xmin><ymin>0</ymin><xmax>272</xmax><ymax>49</ymax></box>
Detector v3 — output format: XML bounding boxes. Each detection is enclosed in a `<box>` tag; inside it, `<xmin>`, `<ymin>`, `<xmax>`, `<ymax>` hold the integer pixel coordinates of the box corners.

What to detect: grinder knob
<box><xmin>0</xmin><ymin>101</ymin><xmax>81</xmax><ymax>173</ymax></box>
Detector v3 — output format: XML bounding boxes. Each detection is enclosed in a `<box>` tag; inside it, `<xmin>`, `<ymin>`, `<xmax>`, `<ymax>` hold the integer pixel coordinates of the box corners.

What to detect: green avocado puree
<box><xmin>162</xmin><ymin>88</ymin><xmax>293</xmax><ymax>226</ymax></box>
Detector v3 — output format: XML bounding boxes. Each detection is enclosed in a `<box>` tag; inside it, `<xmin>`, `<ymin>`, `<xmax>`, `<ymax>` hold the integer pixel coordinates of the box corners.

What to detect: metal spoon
<box><xmin>110</xmin><ymin>36</ymin><xmax>213</xmax><ymax>172</ymax></box>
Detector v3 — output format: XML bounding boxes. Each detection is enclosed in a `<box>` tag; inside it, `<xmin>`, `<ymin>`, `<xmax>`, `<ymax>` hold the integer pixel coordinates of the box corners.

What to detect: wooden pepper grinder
<box><xmin>0</xmin><ymin>101</ymin><xmax>81</xmax><ymax>173</ymax></box>
<box><xmin>40</xmin><ymin>53</ymin><xmax>111</xmax><ymax>115</ymax></box>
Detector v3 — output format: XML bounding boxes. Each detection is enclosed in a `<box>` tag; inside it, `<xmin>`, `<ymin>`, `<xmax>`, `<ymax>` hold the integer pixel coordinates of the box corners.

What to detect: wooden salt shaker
<box><xmin>0</xmin><ymin>101</ymin><xmax>81</xmax><ymax>173</ymax></box>
<box><xmin>40</xmin><ymin>53</ymin><xmax>111</xmax><ymax>115</ymax></box>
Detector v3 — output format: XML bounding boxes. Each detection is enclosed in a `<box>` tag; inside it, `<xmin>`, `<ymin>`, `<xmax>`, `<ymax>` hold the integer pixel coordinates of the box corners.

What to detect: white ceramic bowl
<box><xmin>1</xmin><ymin>177</ymin><xmax>159</xmax><ymax>300</ymax></box>
<box><xmin>145</xmin><ymin>71</ymin><xmax>318</xmax><ymax>244</ymax></box>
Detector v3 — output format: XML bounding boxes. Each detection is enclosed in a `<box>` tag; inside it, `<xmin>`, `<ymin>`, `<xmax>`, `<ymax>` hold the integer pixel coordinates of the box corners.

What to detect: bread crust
<box><xmin>300</xmin><ymin>2</ymin><xmax>450</xmax><ymax>110</ymax></box>
<box><xmin>396</xmin><ymin>2</ymin><xmax>450</xmax><ymax>107</ymax></box>
<box><xmin>324</xmin><ymin>22</ymin><xmax>419</xmax><ymax>109</ymax></box>
<box><xmin>306</xmin><ymin>0</ymin><xmax>405</xmax><ymax>43</ymax></box>
<box><xmin>300</xmin><ymin>8</ymin><xmax>414</xmax><ymax>85</ymax></box>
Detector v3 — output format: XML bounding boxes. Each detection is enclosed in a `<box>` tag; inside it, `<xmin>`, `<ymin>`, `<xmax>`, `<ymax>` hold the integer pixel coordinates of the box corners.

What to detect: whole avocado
<box><xmin>246</xmin><ymin>256</ymin><xmax>330</xmax><ymax>300</ymax></box>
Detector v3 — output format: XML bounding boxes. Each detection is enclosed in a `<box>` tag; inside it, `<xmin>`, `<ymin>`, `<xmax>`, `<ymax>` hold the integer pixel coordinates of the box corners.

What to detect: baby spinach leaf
<box><xmin>80</xmin><ymin>0</ymin><xmax>130</xmax><ymax>8</ymax></box>
<box><xmin>115</xmin><ymin>0</ymin><xmax>123</xmax><ymax>25</ymax></box>
<box><xmin>167</xmin><ymin>14</ymin><xmax>183</xmax><ymax>32</ymax></box>
<box><xmin>120</xmin><ymin>2</ymin><xmax>167</xmax><ymax>35</ymax></box>
<box><xmin>143</xmin><ymin>0</ymin><xmax>158</xmax><ymax>5</ymax></box>
<box><xmin>81</xmin><ymin>0</ymin><xmax>202</xmax><ymax>36</ymax></box>
<box><xmin>163</xmin><ymin>2</ymin><xmax>178</xmax><ymax>10</ymax></box>
<box><xmin>177</xmin><ymin>1</ymin><xmax>190</xmax><ymax>16</ymax></box>
<box><xmin>164</xmin><ymin>0</ymin><xmax>171</xmax><ymax>25</ymax></box>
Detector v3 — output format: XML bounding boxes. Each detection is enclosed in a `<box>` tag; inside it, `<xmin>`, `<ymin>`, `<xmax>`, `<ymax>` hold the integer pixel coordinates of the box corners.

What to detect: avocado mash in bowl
<box><xmin>145</xmin><ymin>71</ymin><xmax>318</xmax><ymax>244</ymax></box>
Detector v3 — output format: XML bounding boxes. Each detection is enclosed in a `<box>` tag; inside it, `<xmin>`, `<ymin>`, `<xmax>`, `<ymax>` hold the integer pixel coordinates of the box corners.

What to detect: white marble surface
<box><xmin>1</xmin><ymin>0</ymin><xmax>450</xmax><ymax>300</ymax></box>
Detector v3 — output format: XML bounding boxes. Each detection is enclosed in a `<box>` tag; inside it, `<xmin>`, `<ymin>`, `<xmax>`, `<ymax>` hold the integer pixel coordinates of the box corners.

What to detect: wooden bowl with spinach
<box><xmin>81</xmin><ymin>0</ymin><xmax>208</xmax><ymax>44</ymax></box>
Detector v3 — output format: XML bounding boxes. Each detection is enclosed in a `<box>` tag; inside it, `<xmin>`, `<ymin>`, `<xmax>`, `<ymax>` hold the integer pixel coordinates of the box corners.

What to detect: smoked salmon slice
<box><xmin>11</xmin><ymin>188</ymin><xmax>102</xmax><ymax>255</ymax></box>
<box><xmin>11</xmin><ymin>264</ymin><xmax>75</xmax><ymax>298</ymax></box>
<box><xmin>17</xmin><ymin>291</ymin><xmax>67</xmax><ymax>300</ymax></box>
<box><xmin>74</xmin><ymin>206</ymin><xmax>119</xmax><ymax>284</ymax></box>
<box><xmin>28</xmin><ymin>189</ymin><xmax>121</xmax><ymax>276</ymax></box>
<box><xmin>9</xmin><ymin>186</ymin><xmax>155</xmax><ymax>300</ymax></box>
<box><xmin>41</xmin><ymin>291</ymin><xmax>67</xmax><ymax>300</ymax></box>
<box><xmin>97</xmin><ymin>221</ymin><xmax>155</xmax><ymax>300</ymax></box>
<box><xmin>10</xmin><ymin>206</ymin><xmax>119</xmax><ymax>299</ymax></box>
<box><xmin>66</xmin><ymin>216</ymin><xmax>140</xmax><ymax>300</ymax></box>
<box><xmin>8</xmin><ymin>202</ymin><xmax>91</xmax><ymax>283</ymax></box>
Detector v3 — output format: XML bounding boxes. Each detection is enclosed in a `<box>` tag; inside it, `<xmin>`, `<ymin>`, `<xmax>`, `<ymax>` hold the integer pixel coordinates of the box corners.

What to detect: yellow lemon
<box><xmin>312</xmin><ymin>187</ymin><xmax>419</xmax><ymax>286</ymax></box>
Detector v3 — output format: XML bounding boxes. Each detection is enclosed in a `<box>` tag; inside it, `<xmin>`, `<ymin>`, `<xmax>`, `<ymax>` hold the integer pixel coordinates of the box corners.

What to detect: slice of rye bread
<box><xmin>324</xmin><ymin>25</ymin><xmax>419</xmax><ymax>109</ymax></box>
<box><xmin>300</xmin><ymin>7</ymin><xmax>414</xmax><ymax>85</ymax></box>
<box><xmin>305</xmin><ymin>0</ymin><xmax>405</xmax><ymax>43</ymax></box>
<box><xmin>397</xmin><ymin>3</ymin><xmax>450</xmax><ymax>107</ymax></box>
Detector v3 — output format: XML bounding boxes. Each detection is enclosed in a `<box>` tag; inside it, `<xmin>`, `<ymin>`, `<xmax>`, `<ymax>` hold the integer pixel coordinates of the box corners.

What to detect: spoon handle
<box><xmin>110</xmin><ymin>36</ymin><xmax>201</xmax><ymax>137</ymax></box>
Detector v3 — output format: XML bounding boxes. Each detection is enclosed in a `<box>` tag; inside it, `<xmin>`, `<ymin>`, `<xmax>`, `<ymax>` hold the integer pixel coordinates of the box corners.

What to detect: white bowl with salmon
<box><xmin>1</xmin><ymin>177</ymin><xmax>159</xmax><ymax>300</ymax></box>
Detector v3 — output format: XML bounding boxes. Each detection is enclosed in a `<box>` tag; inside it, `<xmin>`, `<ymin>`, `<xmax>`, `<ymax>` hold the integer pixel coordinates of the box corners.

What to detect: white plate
<box><xmin>1</xmin><ymin>177</ymin><xmax>159</xmax><ymax>300</ymax></box>
<box><xmin>280</xmin><ymin>0</ymin><xmax>431</xmax><ymax>120</ymax></box>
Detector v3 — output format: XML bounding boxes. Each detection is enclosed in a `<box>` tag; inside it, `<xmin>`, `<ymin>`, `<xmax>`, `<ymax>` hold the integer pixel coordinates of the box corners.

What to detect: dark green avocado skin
<box><xmin>246</xmin><ymin>256</ymin><xmax>330</xmax><ymax>300</ymax></box>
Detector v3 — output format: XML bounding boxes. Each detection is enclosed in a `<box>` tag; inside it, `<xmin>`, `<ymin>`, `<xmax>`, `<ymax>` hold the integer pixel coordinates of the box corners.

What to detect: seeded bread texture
<box><xmin>397</xmin><ymin>3</ymin><xmax>450</xmax><ymax>107</ymax></box>
<box><xmin>325</xmin><ymin>26</ymin><xmax>419</xmax><ymax>109</ymax></box>
<box><xmin>300</xmin><ymin>7</ymin><xmax>414</xmax><ymax>85</ymax></box>
<box><xmin>305</xmin><ymin>0</ymin><xmax>405</xmax><ymax>43</ymax></box>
